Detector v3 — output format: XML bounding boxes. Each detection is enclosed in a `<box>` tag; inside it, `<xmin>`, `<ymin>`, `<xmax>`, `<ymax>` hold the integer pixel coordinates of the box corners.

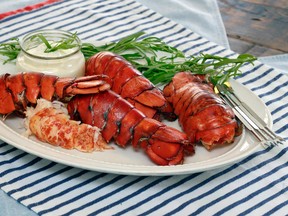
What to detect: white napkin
<box><xmin>259</xmin><ymin>54</ymin><xmax>288</xmax><ymax>75</ymax></box>
<box><xmin>137</xmin><ymin>0</ymin><xmax>230</xmax><ymax>49</ymax></box>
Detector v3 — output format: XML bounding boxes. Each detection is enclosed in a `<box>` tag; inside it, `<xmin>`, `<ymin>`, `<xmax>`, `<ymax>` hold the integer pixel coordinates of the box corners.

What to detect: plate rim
<box><xmin>0</xmin><ymin>76</ymin><xmax>271</xmax><ymax>176</ymax></box>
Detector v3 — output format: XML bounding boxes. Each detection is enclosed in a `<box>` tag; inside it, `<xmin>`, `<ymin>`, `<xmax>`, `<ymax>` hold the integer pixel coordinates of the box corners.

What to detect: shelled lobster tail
<box><xmin>0</xmin><ymin>72</ymin><xmax>110</xmax><ymax>115</ymax></box>
<box><xmin>163</xmin><ymin>72</ymin><xmax>242</xmax><ymax>150</ymax></box>
<box><xmin>85</xmin><ymin>51</ymin><xmax>176</xmax><ymax>121</ymax></box>
<box><xmin>25</xmin><ymin>99</ymin><xmax>111</xmax><ymax>152</ymax></box>
<box><xmin>67</xmin><ymin>90</ymin><xmax>194</xmax><ymax>165</ymax></box>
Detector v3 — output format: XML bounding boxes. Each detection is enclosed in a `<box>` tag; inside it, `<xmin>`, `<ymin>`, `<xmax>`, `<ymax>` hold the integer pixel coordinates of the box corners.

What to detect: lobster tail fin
<box><xmin>68</xmin><ymin>91</ymin><xmax>193</xmax><ymax>166</ymax></box>
<box><xmin>132</xmin><ymin>118</ymin><xmax>193</xmax><ymax>165</ymax></box>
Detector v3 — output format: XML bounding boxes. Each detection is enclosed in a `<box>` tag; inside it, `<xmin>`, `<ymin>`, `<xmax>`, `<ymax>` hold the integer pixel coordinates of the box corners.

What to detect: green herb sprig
<box><xmin>30</xmin><ymin>32</ymin><xmax>79</xmax><ymax>53</ymax></box>
<box><xmin>138</xmin><ymin>53</ymin><xmax>256</xmax><ymax>86</ymax></box>
<box><xmin>81</xmin><ymin>32</ymin><xmax>256</xmax><ymax>86</ymax></box>
<box><xmin>0</xmin><ymin>38</ymin><xmax>21</xmax><ymax>64</ymax></box>
<box><xmin>0</xmin><ymin>32</ymin><xmax>79</xmax><ymax>64</ymax></box>
<box><xmin>81</xmin><ymin>32</ymin><xmax>184</xmax><ymax>61</ymax></box>
<box><xmin>0</xmin><ymin>31</ymin><xmax>257</xmax><ymax>86</ymax></box>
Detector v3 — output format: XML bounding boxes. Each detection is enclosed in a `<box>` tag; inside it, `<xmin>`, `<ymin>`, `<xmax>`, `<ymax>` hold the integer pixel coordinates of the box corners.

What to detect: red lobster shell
<box><xmin>0</xmin><ymin>72</ymin><xmax>110</xmax><ymax>115</ymax></box>
<box><xmin>67</xmin><ymin>90</ymin><xmax>194</xmax><ymax>165</ymax></box>
<box><xmin>163</xmin><ymin>72</ymin><xmax>241</xmax><ymax>150</ymax></box>
<box><xmin>85</xmin><ymin>51</ymin><xmax>176</xmax><ymax>121</ymax></box>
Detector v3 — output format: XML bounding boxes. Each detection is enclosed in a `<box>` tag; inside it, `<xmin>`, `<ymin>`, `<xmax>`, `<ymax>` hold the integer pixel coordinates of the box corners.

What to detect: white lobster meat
<box><xmin>24</xmin><ymin>99</ymin><xmax>112</xmax><ymax>152</ymax></box>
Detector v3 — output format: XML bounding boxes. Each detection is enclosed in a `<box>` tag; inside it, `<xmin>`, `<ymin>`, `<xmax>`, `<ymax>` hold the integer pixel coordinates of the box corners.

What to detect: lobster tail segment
<box><xmin>67</xmin><ymin>90</ymin><xmax>194</xmax><ymax>166</ymax></box>
<box><xmin>85</xmin><ymin>51</ymin><xmax>176</xmax><ymax>121</ymax></box>
<box><xmin>0</xmin><ymin>72</ymin><xmax>110</xmax><ymax>116</ymax></box>
<box><xmin>163</xmin><ymin>72</ymin><xmax>241</xmax><ymax>150</ymax></box>
<box><xmin>0</xmin><ymin>74</ymin><xmax>16</xmax><ymax>115</ymax></box>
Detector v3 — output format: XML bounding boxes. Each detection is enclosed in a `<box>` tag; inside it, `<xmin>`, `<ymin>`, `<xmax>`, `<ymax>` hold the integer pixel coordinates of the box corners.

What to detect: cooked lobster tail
<box><xmin>67</xmin><ymin>90</ymin><xmax>193</xmax><ymax>165</ymax></box>
<box><xmin>85</xmin><ymin>51</ymin><xmax>176</xmax><ymax>121</ymax></box>
<box><xmin>163</xmin><ymin>72</ymin><xmax>241</xmax><ymax>150</ymax></box>
<box><xmin>0</xmin><ymin>72</ymin><xmax>110</xmax><ymax>115</ymax></box>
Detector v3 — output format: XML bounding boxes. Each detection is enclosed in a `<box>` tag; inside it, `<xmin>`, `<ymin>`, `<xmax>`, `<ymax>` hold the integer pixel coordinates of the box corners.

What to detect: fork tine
<box><xmin>276</xmin><ymin>140</ymin><xmax>285</xmax><ymax>145</ymax></box>
<box><xmin>263</xmin><ymin>126</ymin><xmax>286</xmax><ymax>145</ymax></box>
<box><xmin>263</xmin><ymin>126</ymin><xmax>278</xmax><ymax>140</ymax></box>
<box><xmin>260</xmin><ymin>141</ymin><xmax>271</xmax><ymax>148</ymax></box>
<box><xmin>255</xmin><ymin>129</ymin><xmax>277</xmax><ymax>147</ymax></box>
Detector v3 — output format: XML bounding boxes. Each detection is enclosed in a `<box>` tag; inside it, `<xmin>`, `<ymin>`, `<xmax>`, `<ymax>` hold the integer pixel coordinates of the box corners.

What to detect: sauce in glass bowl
<box><xmin>16</xmin><ymin>29</ymin><xmax>85</xmax><ymax>77</ymax></box>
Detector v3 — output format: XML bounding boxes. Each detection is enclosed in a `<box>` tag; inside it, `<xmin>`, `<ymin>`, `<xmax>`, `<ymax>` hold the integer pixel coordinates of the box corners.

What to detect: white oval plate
<box><xmin>0</xmin><ymin>60</ymin><xmax>272</xmax><ymax>176</ymax></box>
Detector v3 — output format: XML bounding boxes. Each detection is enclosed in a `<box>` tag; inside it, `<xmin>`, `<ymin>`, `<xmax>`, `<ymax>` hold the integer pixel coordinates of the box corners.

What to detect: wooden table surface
<box><xmin>218</xmin><ymin>0</ymin><xmax>288</xmax><ymax>57</ymax></box>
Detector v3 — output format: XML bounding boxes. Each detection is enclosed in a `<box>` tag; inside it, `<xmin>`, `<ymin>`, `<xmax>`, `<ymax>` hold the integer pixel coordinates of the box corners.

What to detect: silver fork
<box><xmin>216</xmin><ymin>83</ymin><xmax>285</xmax><ymax>148</ymax></box>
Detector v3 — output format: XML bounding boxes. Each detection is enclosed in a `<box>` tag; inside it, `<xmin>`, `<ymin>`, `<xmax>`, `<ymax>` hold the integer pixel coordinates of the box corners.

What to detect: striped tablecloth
<box><xmin>0</xmin><ymin>0</ymin><xmax>287</xmax><ymax>215</ymax></box>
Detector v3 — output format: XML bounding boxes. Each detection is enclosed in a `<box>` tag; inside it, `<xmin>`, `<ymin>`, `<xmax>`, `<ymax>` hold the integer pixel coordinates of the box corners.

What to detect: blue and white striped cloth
<box><xmin>0</xmin><ymin>0</ymin><xmax>287</xmax><ymax>215</ymax></box>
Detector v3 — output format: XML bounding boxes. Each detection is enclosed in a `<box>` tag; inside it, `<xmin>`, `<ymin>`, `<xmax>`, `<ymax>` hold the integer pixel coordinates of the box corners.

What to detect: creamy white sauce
<box><xmin>16</xmin><ymin>42</ymin><xmax>85</xmax><ymax>77</ymax></box>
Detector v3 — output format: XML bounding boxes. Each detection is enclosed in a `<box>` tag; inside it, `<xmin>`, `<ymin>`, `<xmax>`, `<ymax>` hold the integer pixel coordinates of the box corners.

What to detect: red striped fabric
<box><xmin>0</xmin><ymin>0</ymin><xmax>61</xmax><ymax>20</ymax></box>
